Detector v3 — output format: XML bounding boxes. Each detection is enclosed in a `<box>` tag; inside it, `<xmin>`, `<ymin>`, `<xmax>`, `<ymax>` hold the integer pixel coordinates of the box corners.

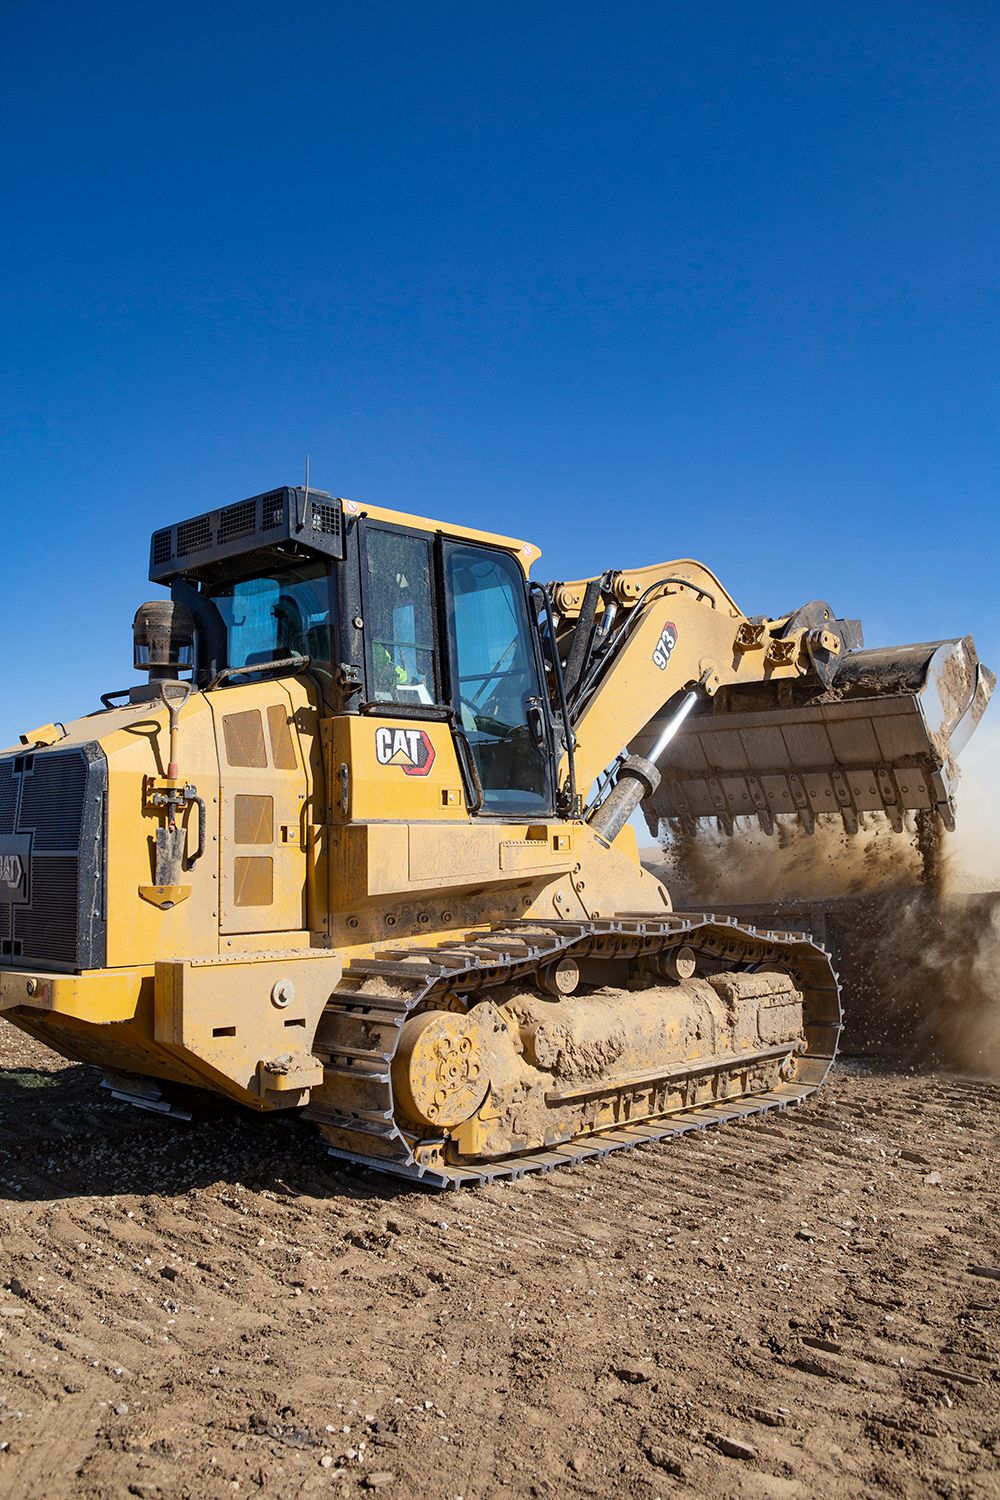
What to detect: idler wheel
<box><xmin>392</xmin><ymin>1010</ymin><xmax>489</xmax><ymax>1129</ymax></box>
<box><xmin>652</xmin><ymin>945</ymin><xmax>697</xmax><ymax>983</ymax></box>
<box><xmin>537</xmin><ymin>956</ymin><xmax>580</xmax><ymax>997</ymax></box>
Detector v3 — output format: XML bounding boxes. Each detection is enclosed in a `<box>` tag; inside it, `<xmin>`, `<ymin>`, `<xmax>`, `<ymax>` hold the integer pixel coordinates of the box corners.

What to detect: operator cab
<box><xmin>144</xmin><ymin>486</ymin><xmax>556</xmax><ymax>817</ymax></box>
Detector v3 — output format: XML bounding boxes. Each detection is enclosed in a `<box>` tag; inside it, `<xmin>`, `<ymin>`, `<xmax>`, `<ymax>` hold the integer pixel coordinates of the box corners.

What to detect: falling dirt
<box><xmin>646</xmin><ymin>720</ymin><xmax>1000</xmax><ymax>1081</ymax></box>
<box><xmin>914</xmin><ymin>809</ymin><xmax>948</xmax><ymax>896</ymax></box>
<box><xmin>657</xmin><ymin>812</ymin><xmax>922</xmax><ymax>907</ymax></box>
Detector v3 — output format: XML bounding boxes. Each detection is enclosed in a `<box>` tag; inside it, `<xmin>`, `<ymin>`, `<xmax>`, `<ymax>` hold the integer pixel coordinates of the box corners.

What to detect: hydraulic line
<box><xmin>571</xmin><ymin>577</ymin><xmax>717</xmax><ymax>721</ymax></box>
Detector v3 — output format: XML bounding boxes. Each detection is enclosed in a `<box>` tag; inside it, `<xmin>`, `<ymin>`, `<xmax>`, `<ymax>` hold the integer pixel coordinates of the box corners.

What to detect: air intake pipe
<box><xmin>133</xmin><ymin>600</ymin><xmax>195</xmax><ymax>682</ymax></box>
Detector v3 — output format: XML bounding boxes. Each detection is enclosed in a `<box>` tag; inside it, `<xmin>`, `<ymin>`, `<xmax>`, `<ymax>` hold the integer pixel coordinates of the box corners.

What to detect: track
<box><xmin>306</xmin><ymin>913</ymin><xmax>842</xmax><ymax>1186</ymax></box>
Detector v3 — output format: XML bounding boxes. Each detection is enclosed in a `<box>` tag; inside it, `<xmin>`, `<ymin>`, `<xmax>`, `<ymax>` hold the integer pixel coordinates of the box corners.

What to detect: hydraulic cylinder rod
<box><xmin>588</xmin><ymin>688</ymin><xmax>701</xmax><ymax>843</ymax></box>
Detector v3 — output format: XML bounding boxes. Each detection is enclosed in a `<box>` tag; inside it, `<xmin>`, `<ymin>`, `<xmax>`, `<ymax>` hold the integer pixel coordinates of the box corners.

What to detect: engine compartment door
<box><xmin>210</xmin><ymin>685</ymin><xmax>308</xmax><ymax>934</ymax></box>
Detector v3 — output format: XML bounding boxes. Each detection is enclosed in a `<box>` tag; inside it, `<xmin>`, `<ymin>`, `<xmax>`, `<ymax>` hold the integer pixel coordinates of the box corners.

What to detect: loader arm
<box><xmin>548</xmin><ymin>560</ymin><xmax>993</xmax><ymax>838</ymax></box>
<box><xmin>551</xmin><ymin>561</ymin><xmax>854</xmax><ymax>794</ymax></box>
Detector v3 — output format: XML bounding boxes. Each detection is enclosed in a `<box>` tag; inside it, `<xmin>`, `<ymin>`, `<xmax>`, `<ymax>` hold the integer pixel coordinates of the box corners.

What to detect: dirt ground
<box><xmin>0</xmin><ymin>1028</ymin><xmax>997</xmax><ymax>1500</ymax></box>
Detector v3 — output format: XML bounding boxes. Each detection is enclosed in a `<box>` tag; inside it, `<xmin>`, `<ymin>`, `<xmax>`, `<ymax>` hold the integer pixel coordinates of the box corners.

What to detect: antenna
<box><xmin>296</xmin><ymin>453</ymin><xmax>310</xmax><ymax>532</ymax></box>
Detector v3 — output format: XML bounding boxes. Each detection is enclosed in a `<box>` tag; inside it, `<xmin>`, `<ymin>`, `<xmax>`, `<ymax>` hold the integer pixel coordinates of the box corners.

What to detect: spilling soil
<box><xmin>650</xmin><ymin>799</ymin><xmax>1000</xmax><ymax>1077</ymax></box>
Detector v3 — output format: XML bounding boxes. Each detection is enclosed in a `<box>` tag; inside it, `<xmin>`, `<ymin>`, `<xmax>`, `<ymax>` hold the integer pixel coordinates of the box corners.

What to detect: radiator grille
<box><xmin>176</xmin><ymin>513</ymin><xmax>214</xmax><ymax>557</ymax></box>
<box><xmin>0</xmin><ymin>744</ymin><xmax>106</xmax><ymax>971</ymax></box>
<box><xmin>0</xmin><ymin>761</ymin><xmax>16</xmax><ymax>836</ymax></box>
<box><xmin>18</xmin><ymin>752</ymin><xmax>89</xmax><ymax>851</ymax></box>
<box><xmin>152</xmin><ymin>528</ymin><xmax>174</xmax><ymax>565</ymax></box>
<box><xmin>218</xmin><ymin>498</ymin><xmax>257</xmax><ymax>543</ymax></box>
<box><xmin>16</xmin><ymin>857</ymin><xmax>80</xmax><ymax>964</ymax></box>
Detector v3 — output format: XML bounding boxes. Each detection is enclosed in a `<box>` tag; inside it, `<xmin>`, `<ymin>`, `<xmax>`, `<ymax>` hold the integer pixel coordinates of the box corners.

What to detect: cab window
<box><xmin>208</xmin><ymin>561</ymin><xmax>332</xmax><ymax>670</ymax></box>
<box><xmin>444</xmin><ymin>543</ymin><xmax>553</xmax><ymax>814</ymax></box>
<box><xmin>364</xmin><ymin>529</ymin><xmax>439</xmax><ymax>706</ymax></box>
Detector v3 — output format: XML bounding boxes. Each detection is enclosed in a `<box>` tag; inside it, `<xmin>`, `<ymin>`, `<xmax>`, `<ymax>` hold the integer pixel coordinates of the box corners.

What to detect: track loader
<box><xmin>0</xmin><ymin>487</ymin><xmax>992</xmax><ymax>1185</ymax></box>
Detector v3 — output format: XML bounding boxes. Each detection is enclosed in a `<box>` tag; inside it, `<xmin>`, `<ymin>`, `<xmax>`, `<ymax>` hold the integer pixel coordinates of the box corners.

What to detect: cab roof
<box><xmin>149</xmin><ymin>485</ymin><xmax>541</xmax><ymax>585</ymax></box>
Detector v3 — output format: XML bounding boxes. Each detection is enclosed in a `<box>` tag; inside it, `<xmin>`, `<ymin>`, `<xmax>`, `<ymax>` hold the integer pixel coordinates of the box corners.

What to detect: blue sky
<box><xmin>1</xmin><ymin>1</ymin><xmax>997</xmax><ymax>748</ymax></box>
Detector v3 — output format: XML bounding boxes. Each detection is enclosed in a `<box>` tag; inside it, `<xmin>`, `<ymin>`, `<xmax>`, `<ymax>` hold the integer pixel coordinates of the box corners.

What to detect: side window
<box><xmin>364</xmin><ymin>528</ymin><xmax>439</xmax><ymax>705</ymax></box>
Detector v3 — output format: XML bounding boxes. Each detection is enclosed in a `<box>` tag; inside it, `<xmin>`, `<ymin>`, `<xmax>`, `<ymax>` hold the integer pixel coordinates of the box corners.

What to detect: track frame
<box><xmin>305</xmin><ymin>914</ymin><xmax>842</xmax><ymax>1188</ymax></box>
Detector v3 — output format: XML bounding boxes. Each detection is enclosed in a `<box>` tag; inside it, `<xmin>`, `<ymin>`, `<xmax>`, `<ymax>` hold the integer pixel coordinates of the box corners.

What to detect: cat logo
<box><xmin>374</xmin><ymin>726</ymin><xmax>436</xmax><ymax>777</ymax></box>
<box><xmin>0</xmin><ymin>836</ymin><xmax>30</xmax><ymax>904</ymax></box>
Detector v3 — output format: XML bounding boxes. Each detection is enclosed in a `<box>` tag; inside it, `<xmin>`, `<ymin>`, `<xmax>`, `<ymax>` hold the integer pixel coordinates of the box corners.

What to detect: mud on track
<box><xmin>0</xmin><ymin>1030</ymin><xmax>997</xmax><ymax>1500</ymax></box>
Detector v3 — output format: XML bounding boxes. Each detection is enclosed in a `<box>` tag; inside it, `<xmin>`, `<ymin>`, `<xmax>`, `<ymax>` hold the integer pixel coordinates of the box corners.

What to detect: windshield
<box><xmin>208</xmin><ymin>561</ymin><xmax>332</xmax><ymax>672</ymax></box>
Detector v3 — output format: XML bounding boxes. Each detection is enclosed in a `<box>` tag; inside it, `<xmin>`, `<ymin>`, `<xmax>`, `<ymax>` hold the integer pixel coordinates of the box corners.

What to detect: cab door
<box><xmin>360</xmin><ymin>524</ymin><xmax>555</xmax><ymax>818</ymax></box>
<box><xmin>210</xmin><ymin>684</ymin><xmax>308</xmax><ymax>935</ymax></box>
<box><xmin>442</xmin><ymin>541</ymin><xmax>555</xmax><ymax>816</ymax></box>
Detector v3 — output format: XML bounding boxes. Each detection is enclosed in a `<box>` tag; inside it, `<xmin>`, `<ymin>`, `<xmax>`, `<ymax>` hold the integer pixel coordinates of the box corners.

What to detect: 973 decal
<box><xmin>652</xmin><ymin>622</ymin><xmax>678</xmax><ymax>670</ymax></box>
<box><xmin>375</xmin><ymin>726</ymin><xmax>436</xmax><ymax>777</ymax></box>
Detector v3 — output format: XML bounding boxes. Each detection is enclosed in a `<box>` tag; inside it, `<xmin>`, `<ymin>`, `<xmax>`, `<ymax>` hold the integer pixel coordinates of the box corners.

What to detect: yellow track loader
<box><xmin>0</xmin><ymin>487</ymin><xmax>992</xmax><ymax>1184</ymax></box>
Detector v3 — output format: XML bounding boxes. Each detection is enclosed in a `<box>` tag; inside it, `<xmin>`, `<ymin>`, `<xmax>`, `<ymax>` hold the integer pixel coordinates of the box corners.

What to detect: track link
<box><xmin>305</xmin><ymin>913</ymin><xmax>841</xmax><ymax>1188</ymax></box>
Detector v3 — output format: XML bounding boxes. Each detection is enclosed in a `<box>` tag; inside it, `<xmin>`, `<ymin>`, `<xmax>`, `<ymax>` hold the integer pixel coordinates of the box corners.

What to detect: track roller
<box><xmin>537</xmin><ymin>956</ymin><xmax>580</xmax><ymax>996</ymax></box>
<box><xmin>651</xmin><ymin>944</ymin><xmax>697</xmax><ymax>982</ymax></box>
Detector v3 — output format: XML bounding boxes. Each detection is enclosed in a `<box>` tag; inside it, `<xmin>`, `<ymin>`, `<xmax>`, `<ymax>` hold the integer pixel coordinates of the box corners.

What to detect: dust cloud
<box><xmin>842</xmin><ymin>888</ymin><xmax>1000</xmax><ymax>1077</ymax></box>
<box><xmin>642</xmin><ymin>722</ymin><xmax>1000</xmax><ymax>1078</ymax></box>
<box><xmin>652</xmin><ymin>811</ymin><xmax>921</xmax><ymax>908</ymax></box>
<box><xmin>940</xmin><ymin>719</ymin><xmax>1000</xmax><ymax>892</ymax></box>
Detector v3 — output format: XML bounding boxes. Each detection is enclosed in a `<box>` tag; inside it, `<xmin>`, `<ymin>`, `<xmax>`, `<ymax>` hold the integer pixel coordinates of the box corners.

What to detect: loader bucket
<box><xmin>638</xmin><ymin>637</ymin><xmax>994</xmax><ymax>836</ymax></box>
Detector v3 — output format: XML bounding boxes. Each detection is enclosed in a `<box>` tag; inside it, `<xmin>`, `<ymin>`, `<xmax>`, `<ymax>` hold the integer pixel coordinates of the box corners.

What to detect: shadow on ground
<box><xmin>0</xmin><ymin>1059</ymin><xmax>408</xmax><ymax>1205</ymax></box>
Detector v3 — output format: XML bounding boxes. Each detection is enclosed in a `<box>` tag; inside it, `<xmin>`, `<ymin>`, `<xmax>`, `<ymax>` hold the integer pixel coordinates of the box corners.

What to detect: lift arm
<box><xmin>546</xmin><ymin>559</ymin><xmax>993</xmax><ymax>837</ymax></box>
<box><xmin>550</xmin><ymin>560</ymin><xmax>853</xmax><ymax>794</ymax></box>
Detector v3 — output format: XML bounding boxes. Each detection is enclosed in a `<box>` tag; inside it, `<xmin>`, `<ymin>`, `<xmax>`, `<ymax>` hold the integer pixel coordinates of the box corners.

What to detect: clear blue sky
<box><xmin>1</xmin><ymin>2</ymin><xmax>997</xmax><ymax>747</ymax></box>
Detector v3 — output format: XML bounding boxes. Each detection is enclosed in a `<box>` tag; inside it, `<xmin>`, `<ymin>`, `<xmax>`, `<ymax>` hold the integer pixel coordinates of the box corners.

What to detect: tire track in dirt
<box><xmin>1</xmin><ymin>1032</ymin><xmax>997</xmax><ymax>1499</ymax></box>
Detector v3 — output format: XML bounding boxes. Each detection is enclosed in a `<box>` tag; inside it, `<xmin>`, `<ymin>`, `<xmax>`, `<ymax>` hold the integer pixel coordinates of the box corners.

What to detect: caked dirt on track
<box><xmin>0</xmin><ymin>1029</ymin><xmax>998</xmax><ymax>1500</ymax></box>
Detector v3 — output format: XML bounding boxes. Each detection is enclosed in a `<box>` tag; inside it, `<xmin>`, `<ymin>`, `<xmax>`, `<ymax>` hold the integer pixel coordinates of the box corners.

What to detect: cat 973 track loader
<box><xmin>0</xmin><ymin>487</ymin><xmax>992</xmax><ymax>1185</ymax></box>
